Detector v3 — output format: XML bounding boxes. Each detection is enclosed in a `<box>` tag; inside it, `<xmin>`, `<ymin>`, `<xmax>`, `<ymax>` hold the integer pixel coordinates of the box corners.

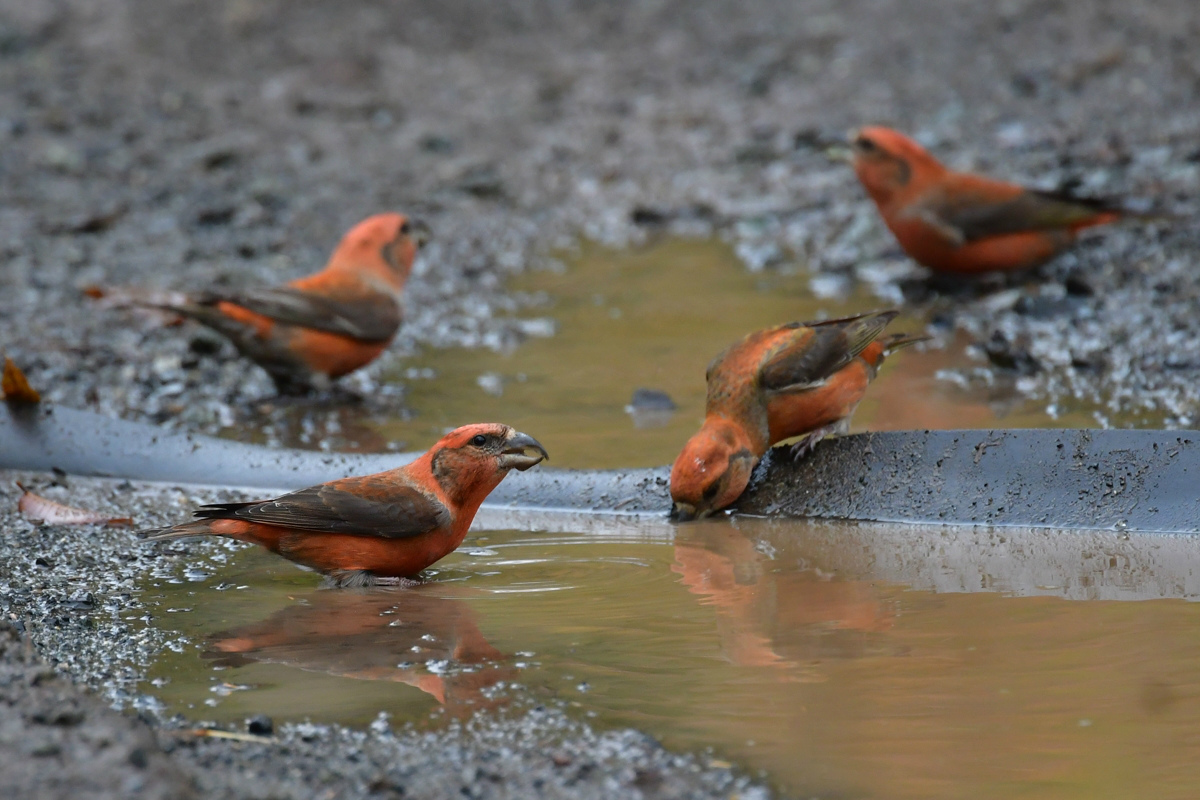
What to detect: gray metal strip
<box><xmin>735</xmin><ymin>429</ymin><xmax>1200</xmax><ymax>533</ymax></box>
<box><xmin>2</xmin><ymin>404</ymin><xmax>1197</xmax><ymax>532</ymax></box>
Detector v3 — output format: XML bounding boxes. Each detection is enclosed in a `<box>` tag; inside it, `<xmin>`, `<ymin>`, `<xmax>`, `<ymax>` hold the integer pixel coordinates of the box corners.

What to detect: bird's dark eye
<box><xmin>854</xmin><ymin>135</ymin><xmax>878</xmax><ymax>153</ymax></box>
<box><xmin>399</xmin><ymin>221</ymin><xmax>411</xmax><ymax>235</ymax></box>
<box><xmin>471</xmin><ymin>434</ymin><xmax>488</xmax><ymax>447</ymax></box>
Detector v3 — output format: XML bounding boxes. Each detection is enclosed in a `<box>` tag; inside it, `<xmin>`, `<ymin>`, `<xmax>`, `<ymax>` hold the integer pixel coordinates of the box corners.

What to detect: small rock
<box><xmin>419</xmin><ymin>134</ymin><xmax>456</xmax><ymax>154</ymax></box>
<box><xmin>476</xmin><ymin>372</ymin><xmax>504</xmax><ymax>397</ymax></box>
<box><xmin>455</xmin><ymin>164</ymin><xmax>504</xmax><ymax>199</ymax></box>
<box><xmin>984</xmin><ymin>332</ymin><xmax>1040</xmax><ymax>374</ymax></box>
<box><xmin>625</xmin><ymin>388</ymin><xmax>677</xmax><ymax>429</ymax></box>
<box><xmin>626</xmin><ymin>388</ymin><xmax>676</xmax><ymax>412</ymax></box>
<box><xmin>630</xmin><ymin>206</ymin><xmax>670</xmax><ymax>226</ymax></box>
<box><xmin>246</xmin><ymin>714</ymin><xmax>274</xmax><ymax>735</ymax></box>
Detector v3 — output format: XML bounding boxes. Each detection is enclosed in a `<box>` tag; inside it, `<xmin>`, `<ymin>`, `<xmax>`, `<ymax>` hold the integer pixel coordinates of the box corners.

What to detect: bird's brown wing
<box><xmin>761</xmin><ymin>310</ymin><xmax>898</xmax><ymax>392</ymax></box>
<box><xmin>199</xmin><ymin>287</ymin><xmax>401</xmax><ymax>341</ymax></box>
<box><xmin>918</xmin><ymin>180</ymin><xmax>1121</xmax><ymax>245</ymax></box>
<box><xmin>193</xmin><ymin>480</ymin><xmax>450</xmax><ymax>539</ymax></box>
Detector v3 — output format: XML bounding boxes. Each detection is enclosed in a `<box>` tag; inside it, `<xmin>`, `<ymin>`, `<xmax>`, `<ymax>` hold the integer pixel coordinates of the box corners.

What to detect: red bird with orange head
<box><xmin>141</xmin><ymin>424</ymin><xmax>547</xmax><ymax>586</ymax></box>
<box><xmin>670</xmin><ymin>311</ymin><xmax>923</xmax><ymax>521</ymax></box>
<box><xmin>163</xmin><ymin>212</ymin><xmax>430</xmax><ymax>392</ymax></box>
<box><xmin>849</xmin><ymin>126</ymin><xmax>1129</xmax><ymax>275</ymax></box>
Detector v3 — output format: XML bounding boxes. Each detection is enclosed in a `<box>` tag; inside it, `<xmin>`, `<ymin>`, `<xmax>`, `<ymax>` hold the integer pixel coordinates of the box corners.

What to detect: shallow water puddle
<box><xmin>143</xmin><ymin>513</ymin><xmax>1200</xmax><ymax>799</ymax></box>
<box><xmin>250</xmin><ymin>237</ymin><xmax>1149</xmax><ymax>463</ymax></box>
<box><xmin>384</xmin><ymin>238</ymin><xmax>1115</xmax><ymax>468</ymax></box>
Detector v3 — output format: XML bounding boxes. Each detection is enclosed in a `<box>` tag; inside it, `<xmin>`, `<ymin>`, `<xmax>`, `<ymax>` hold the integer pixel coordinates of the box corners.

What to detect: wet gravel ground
<box><xmin>2</xmin><ymin>0</ymin><xmax>1200</xmax><ymax>796</ymax></box>
<box><xmin>0</xmin><ymin>622</ymin><xmax>195</xmax><ymax>800</ymax></box>
<box><xmin>0</xmin><ymin>474</ymin><xmax>767</xmax><ymax>800</ymax></box>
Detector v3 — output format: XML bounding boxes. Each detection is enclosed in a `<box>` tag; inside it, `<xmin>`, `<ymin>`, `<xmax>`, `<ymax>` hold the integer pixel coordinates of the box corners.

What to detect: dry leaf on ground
<box><xmin>2</xmin><ymin>358</ymin><xmax>41</xmax><ymax>404</ymax></box>
<box><xmin>16</xmin><ymin>483</ymin><xmax>134</xmax><ymax>527</ymax></box>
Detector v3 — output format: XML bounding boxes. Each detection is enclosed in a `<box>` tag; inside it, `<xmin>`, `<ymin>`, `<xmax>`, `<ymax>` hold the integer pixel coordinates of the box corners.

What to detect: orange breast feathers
<box><xmin>765</xmin><ymin>359</ymin><xmax>872</xmax><ymax>444</ymax></box>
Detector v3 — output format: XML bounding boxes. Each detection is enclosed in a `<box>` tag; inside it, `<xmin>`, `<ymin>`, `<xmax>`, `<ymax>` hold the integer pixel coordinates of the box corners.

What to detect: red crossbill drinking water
<box><xmin>670</xmin><ymin>311</ymin><xmax>922</xmax><ymax>520</ymax></box>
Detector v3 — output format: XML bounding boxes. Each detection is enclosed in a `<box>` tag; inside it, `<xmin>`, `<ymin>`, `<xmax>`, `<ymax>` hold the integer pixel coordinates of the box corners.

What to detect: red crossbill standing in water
<box><xmin>163</xmin><ymin>213</ymin><xmax>430</xmax><ymax>393</ymax></box>
<box><xmin>141</xmin><ymin>423</ymin><xmax>547</xmax><ymax>586</ymax></box>
<box><xmin>848</xmin><ymin>126</ymin><xmax>1132</xmax><ymax>275</ymax></box>
<box><xmin>670</xmin><ymin>311</ymin><xmax>924</xmax><ymax>521</ymax></box>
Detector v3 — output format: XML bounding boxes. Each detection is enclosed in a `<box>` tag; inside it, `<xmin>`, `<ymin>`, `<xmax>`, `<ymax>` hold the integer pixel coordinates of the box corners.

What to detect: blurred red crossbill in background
<box><xmin>156</xmin><ymin>212</ymin><xmax>429</xmax><ymax>393</ymax></box>
<box><xmin>141</xmin><ymin>423</ymin><xmax>547</xmax><ymax>586</ymax></box>
<box><xmin>670</xmin><ymin>310</ymin><xmax>923</xmax><ymax>520</ymax></box>
<box><xmin>848</xmin><ymin>125</ymin><xmax>1134</xmax><ymax>275</ymax></box>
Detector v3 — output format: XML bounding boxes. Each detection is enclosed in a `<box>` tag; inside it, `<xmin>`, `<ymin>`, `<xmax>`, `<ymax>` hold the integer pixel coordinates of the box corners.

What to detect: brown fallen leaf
<box><xmin>2</xmin><ymin>358</ymin><xmax>41</xmax><ymax>404</ymax></box>
<box><xmin>82</xmin><ymin>284</ymin><xmax>189</xmax><ymax>310</ymax></box>
<box><xmin>16</xmin><ymin>483</ymin><xmax>133</xmax><ymax>527</ymax></box>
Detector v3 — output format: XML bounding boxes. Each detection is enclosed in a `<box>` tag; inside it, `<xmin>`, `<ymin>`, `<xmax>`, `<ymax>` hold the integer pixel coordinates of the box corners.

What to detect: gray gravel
<box><xmin>162</xmin><ymin>708</ymin><xmax>767</xmax><ymax>800</ymax></box>
<box><xmin>2</xmin><ymin>0</ymin><xmax>1199</xmax><ymax>437</ymax></box>
<box><xmin>0</xmin><ymin>622</ymin><xmax>195</xmax><ymax>800</ymax></box>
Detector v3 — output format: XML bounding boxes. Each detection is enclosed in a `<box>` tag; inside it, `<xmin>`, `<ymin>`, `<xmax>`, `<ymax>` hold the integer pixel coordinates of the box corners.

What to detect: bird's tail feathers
<box><xmin>1033</xmin><ymin>189</ymin><xmax>1183</xmax><ymax>224</ymax></box>
<box><xmin>138</xmin><ymin>520</ymin><xmax>212</xmax><ymax>542</ymax></box>
<box><xmin>802</xmin><ymin>308</ymin><xmax>900</xmax><ymax>331</ymax></box>
<box><xmin>879</xmin><ymin>332</ymin><xmax>932</xmax><ymax>354</ymax></box>
<box><xmin>836</xmin><ymin>310</ymin><xmax>902</xmax><ymax>362</ymax></box>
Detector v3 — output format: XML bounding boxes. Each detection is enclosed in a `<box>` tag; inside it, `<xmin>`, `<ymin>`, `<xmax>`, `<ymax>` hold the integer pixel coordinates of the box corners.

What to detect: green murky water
<box><xmin>143</xmin><ymin>239</ymin><xmax>1190</xmax><ymax>798</ymax></box>
<box><xmin>144</xmin><ymin>512</ymin><xmax>1200</xmax><ymax>799</ymax></box>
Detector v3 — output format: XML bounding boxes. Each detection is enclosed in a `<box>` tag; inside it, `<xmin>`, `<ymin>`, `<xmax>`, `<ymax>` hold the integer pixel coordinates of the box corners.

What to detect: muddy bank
<box><xmin>0</xmin><ymin>623</ymin><xmax>194</xmax><ymax>800</ymax></box>
<box><xmin>1</xmin><ymin>0</ymin><xmax>1199</xmax><ymax>445</ymax></box>
<box><xmin>0</xmin><ymin>630</ymin><xmax>763</xmax><ymax>800</ymax></box>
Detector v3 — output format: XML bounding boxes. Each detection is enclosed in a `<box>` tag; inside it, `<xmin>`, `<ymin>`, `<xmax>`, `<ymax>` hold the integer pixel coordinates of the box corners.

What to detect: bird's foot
<box><xmin>787</xmin><ymin>425</ymin><xmax>839</xmax><ymax>462</ymax></box>
<box><xmin>326</xmin><ymin>570</ymin><xmax>422</xmax><ymax>589</ymax></box>
<box><xmin>371</xmin><ymin>575</ymin><xmax>423</xmax><ymax>589</ymax></box>
<box><xmin>267</xmin><ymin>384</ymin><xmax>363</xmax><ymax>406</ymax></box>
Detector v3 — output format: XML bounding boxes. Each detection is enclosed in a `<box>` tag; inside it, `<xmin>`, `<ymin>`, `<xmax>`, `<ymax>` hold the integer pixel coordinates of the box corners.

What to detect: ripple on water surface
<box><xmin>145</xmin><ymin>512</ymin><xmax>1200</xmax><ymax>800</ymax></box>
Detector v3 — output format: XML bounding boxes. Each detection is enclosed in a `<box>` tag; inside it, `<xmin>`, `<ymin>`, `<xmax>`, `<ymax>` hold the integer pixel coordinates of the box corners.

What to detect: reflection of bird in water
<box><xmin>672</xmin><ymin>523</ymin><xmax>896</xmax><ymax>680</ymax></box>
<box><xmin>205</xmin><ymin>587</ymin><xmax>515</xmax><ymax>713</ymax></box>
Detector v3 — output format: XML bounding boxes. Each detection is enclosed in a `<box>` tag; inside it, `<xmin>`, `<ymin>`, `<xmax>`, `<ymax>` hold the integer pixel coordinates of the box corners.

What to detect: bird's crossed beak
<box><xmin>823</xmin><ymin>128</ymin><xmax>861</xmax><ymax>164</ymax></box>
<box><xmin>826</xmin><ymin>144</ymin><xmax>854</xmax><ymax>164</ymax></box>
<box><xmin>668</xmin><ymin>501</ymin><xmax>696</xmax><ymax>522</ymax></box>
<box><xmin>408</xmin><ymin>218</ymin><xmax>433</xmax><ymax>249</ymax></box>
<box><xmin>669</xmin><ymin>500</ymin><xmax>730</xmax><ymax>522</ymax></box>
<box><xmin>499</xmin><ymin>431</ymin><xmax>548</xmax><ymax>472</ymax></box>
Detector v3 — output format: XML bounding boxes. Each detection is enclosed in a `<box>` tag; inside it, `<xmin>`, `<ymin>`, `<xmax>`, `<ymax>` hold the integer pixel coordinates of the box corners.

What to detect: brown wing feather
<box><xmin>199</xmin><ymin>287</ymin><xmax>401</xmax><ymax>341</ymax></box>
<box><xmin>193</xmin><ymin>481</ymin><xmax>450</xmax><ymax>539</ymax></box>
<box><xmin>926</xmin><ymin>182</ymin><xmax>1121</xmax><ymax>243</ymax></box>
<box><xmin>760</xmin><ymin>310</ymin><xmax>898</xmax><ymax>392</ymax></box>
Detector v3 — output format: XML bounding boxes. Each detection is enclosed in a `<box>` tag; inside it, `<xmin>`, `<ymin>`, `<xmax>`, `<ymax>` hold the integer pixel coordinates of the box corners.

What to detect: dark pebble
<box><xmin>246</xmin><ymin>714</ymin><xmax>274</xmax><ymax>736</ymax></box>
